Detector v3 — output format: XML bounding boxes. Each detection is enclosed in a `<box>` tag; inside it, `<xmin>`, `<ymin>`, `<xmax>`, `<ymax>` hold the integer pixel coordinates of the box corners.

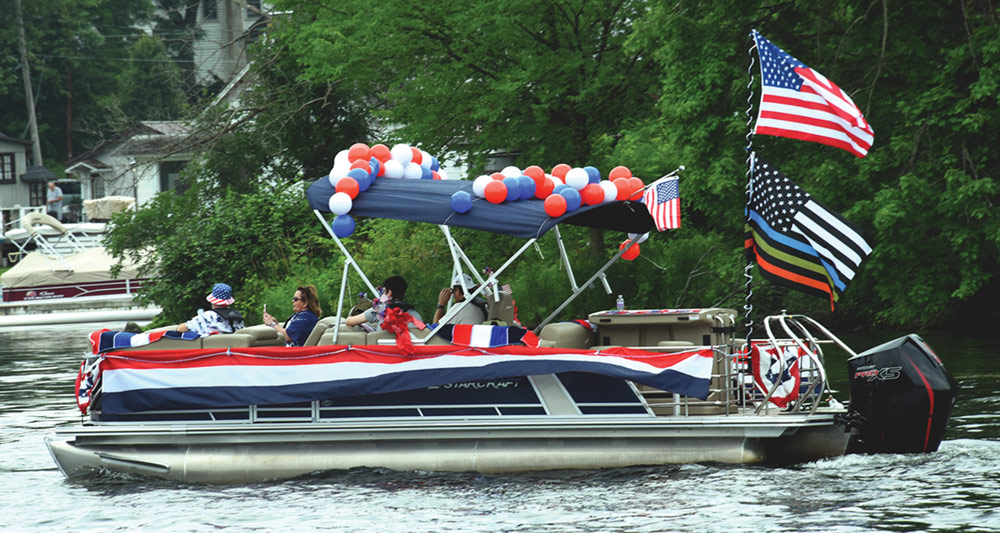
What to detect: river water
<box><xmin>0</xmin><ymin>322</ymin><xmax>997</xmax><ymax>532</ymax></box>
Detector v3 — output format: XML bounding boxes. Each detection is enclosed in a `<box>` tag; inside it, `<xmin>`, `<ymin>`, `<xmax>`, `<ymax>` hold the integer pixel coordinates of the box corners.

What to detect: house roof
<box><xmin>65</xmin><ymin>159</ymin><xmax>111</xmax><ymax>174</ymax></box>
<box><xmin>66</xmin><ymin>120</ymin><xmax>191</xmax><ymax>169</ymax></box>
<box><xmin>0</xmin><ymin>131</ymin><xmax>31</xmax><ymax>146</ymax></box>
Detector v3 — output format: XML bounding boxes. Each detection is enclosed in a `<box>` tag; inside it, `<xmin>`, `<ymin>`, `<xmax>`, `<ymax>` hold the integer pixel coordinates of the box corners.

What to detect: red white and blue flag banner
<box><xmin>752</xmin><ymin>30</ymin><xmax>874</xmax><ymax>158</ymax></box>
<box><xmin>434</xmin><ymin>325</ymin><xmax>539</xmax><ymax>348</ymax></box>
<box><xmin>89</xmin><ymin>329</ymin><xmax>201</xmax><ymax>354</ymax></box>
<box><xmin>750</xmin><ymin>342</ymin><xmax>803</xmax><ymax>408</ymax></box>
<box><xmin>642</xmin><ymin>176</ymin><xmax>680</xmax><ymax>231</ymax></box>
<box><xmin>86</xmin><ymin>345</ymin><xmax>715</xmax><ymax>414</ymax></box>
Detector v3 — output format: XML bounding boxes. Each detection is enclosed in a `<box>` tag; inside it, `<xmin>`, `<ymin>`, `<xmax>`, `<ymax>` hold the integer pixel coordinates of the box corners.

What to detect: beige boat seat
<box><xmin>484</xmin><ymin>290</ymin><xmax>516</xmax><ymax>325</ymax></box>
<box><xmin>203</xmin><ymin>333</ymin><xmax>254</xmax><ymax>348</ymax></box>
<box><xmin>232</xmin><ymin>325</ymin><xmax>285</xmax><ymax>346</ymax></box>
<box><xmin>367</xmin><ymin>326</ymin><xmax>431</xmax><ymax>345</ymax></box>
<box><xmin>302</xmin><ymin>316</ymin><xmax>342</xmax><ymax>346</ymax></box>
<box><xmin>538</xmin><ymin>322</ymin><xmax>596</xmax><ymax>349</ymax></box>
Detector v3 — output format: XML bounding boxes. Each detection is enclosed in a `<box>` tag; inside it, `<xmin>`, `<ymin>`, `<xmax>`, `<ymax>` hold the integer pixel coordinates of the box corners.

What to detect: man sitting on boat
<box><xmin>433</xmin><ymin>273</ymin><xmax>487</xmax><ymax>325</ymax></box>
<box><xmin>345</xmin><ymin>275</ymin><xmax>423</xmax><ymax>331</ymax></box>
<box><xmin>177</xmin><ymin>283</ymin><xmax>245</xmax><ymax>336</ymax></box>
<box><xmin>262</xmin><ymin>285</ymin><xmax>321</xmax><ymax>346</ymax></box>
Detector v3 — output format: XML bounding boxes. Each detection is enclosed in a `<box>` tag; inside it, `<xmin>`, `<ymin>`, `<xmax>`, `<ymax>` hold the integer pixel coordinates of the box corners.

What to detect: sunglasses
<box><xmin>292</xmin><ymin>297</ymin><xmax>305</xmax><ymax>302</ymax></box>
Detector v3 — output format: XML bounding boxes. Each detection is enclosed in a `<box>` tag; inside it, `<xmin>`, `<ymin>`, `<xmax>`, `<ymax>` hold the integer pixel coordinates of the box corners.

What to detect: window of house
<box><xmin>29</xmin><ymin>183</ymin><xmax>46</xmax><ymax>207</ymax></box>
<box><xmin>247</xmin><ymin>0</ymin><xmax>261</xmax><ymax>17</ymax></box>
<box><xmin>202</xmin><ymin>0</ymin><xmax>217</xmax><ymax>19</ymax></box>
<box><xmin>90</xmin><ymin>174</ymin><xmax>105</xmax><ymax>199</ymax></box>
<box><xmin>159</xmin><ymin>160</ymin><xmax>189</xmax><ymax>194</ymax></box>
<box><xmin>0</xmin><ymin>153</ymin><xmax>14</xmax><ymax>184</ymax></box>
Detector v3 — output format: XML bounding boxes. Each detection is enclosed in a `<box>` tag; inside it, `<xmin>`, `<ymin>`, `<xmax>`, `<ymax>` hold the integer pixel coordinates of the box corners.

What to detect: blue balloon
<box><xmin>559</xmin><ymin>187</ymin><xmax>582</xmax><ymax>211</ymax></box>
<box><xmin>502</xmin><ymin>176</ymin><xmax>521</xmax><ymax>201</ymax></box>
<box><xmin>430</xmin><ymin>156</ymin><xmax>440</xmax><ymax>171</ymax></box>
<box><xmin>517</xmin><ymin>175</ymin><xmax>535</xmax><ymax>200</ymax></box>
<box><xmin>332</xmin><ymin>214</ymin><xmax>355</xmax><ymax>237</ymax></box>
<box><xmin>584</xmin><ymin>166</ymin><xmax>601</xmax><ymax>184</ymax></box>
<box><xmin>348</xmin><ymin>168</ymin><xmax>370</xmax><ymax>192</ymax></box>
<box><xmin>368</xmin><ymin>157</ymin><xmax>381</xmax><ymax>179</ymax></box>
<box><xmin>421</xmin><ymin>166</ymin><xmax>433</xmax><ymax>179</ymax></box>
<box><xmin>553</xmin><ymin>184</ymin><xmax>570</xmax><ymax>195</ymax></box>
<box><xmin>450</xmin><ymin>190</ymin><xmax>473</xmax><ymax>213</ymax></box>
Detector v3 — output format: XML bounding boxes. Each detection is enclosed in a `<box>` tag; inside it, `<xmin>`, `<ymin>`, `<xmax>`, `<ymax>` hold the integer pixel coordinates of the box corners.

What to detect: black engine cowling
<box><xmin>846</xmin><ymin>334</ymin><xmax>958</xmax><ymax>454</ymax></box>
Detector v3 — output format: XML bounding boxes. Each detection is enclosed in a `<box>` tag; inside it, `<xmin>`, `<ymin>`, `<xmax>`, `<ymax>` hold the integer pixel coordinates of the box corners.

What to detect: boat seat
<box><xmin>203</xmin><ymin>333</ymin><xmax>254</xmax><ymax>348</ymax></box>
<box><xmin>367</xmin><ymin>326</ymin><xmax>431</xmax><ymax>345</ymax></box>
<box><xmin>318</xmin><ymin>329</ymin><xmax>367</xmax><ymax>345</ymax></box>
<box><xmin>302</xmin><ymin>316</ymin><xmax>342</xmax><ymax>346</ymax></box>
<box><xmin>117</xmin><ymin>336</ymin><xmax>203</xmax><ymax>351</ymax></box>
<box><xmin>234</xmin><ymin>325</ymin><xmax>285</xmax><ymax>347</ymax></box>
<box><xmin>484</xmin><ymin>290</ymin><xmax>516</xmax><ymax>325</ymax></box>
<box><xmin>538</xmin><ymin>322</ymin><xmax>596</xmax><ymax>349</ymax></box>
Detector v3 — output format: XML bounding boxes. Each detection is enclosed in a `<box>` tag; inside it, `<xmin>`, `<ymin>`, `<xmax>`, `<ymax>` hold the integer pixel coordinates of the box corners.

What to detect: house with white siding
<box><xmin>193</xmin><ymin>0</ymin><xmax>268</xmax><ymax>86</ymax></box>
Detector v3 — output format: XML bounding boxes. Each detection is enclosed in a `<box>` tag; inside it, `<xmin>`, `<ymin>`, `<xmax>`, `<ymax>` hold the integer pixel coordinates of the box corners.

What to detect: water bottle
<box><xmin>616</xmin><ymin>294</ymin><xmax>625</xmax><ymax>312</ymax></box>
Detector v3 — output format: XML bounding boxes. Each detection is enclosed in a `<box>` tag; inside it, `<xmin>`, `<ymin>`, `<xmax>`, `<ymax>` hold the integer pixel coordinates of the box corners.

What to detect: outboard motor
<box><xmin>846</xmin><ymin>334</ymin><xmax>958</xmax><ymax>454</ymax></box>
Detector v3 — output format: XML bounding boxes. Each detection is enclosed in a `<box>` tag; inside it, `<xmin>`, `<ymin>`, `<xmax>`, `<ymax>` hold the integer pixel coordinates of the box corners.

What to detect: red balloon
<box><xmin>614</xmin><ymin>179</ymin><xmax>631</xmax><ymax>201</ymax></box>
<box><xmin>432</xmin><ymin>170</ymin><xmax>442</xmax><ymax>180</ymax></box>
<box><xmin>371</xmin><ymin>143</ymin><xmax>391</xmax><ymax>163</ymax></box>
<box><xmin>410</xmin><ymin>147</ymin><xmax>423</xmax><ymax>165</ymax></box>
<box><xmin>609</xmin><ymin>165</ymin><xmax>632</xmax><ymax>181</ymax></box>
<box><xmin>350</xmin><ymin>159</ymin><xmax>370</xmax><ymax>172</ymax></box>
<box><xmin>535</xmin><ymin>177</ymin><xmax>555</xmax><ymax>199</ymax></box>
<box><xmin>335</xmin><ymin>177</ymin><xmax>360</xmax><ymax>199</ymax></box>
<box><xmin>551</xmin><ymin>164</ymin><xmax>571</xmax><ymax>180</ymax></box>
<box><xmin>627</xmin><ymin>177</ymin><xmax>645</xmax><ymax>200</ymax></box>
<box><xmin>619</xmin><ymin>240</ymin><xmax>640</xmax><ymax>261</ymax></box>
<box><xmin>544</xmin><ymin>194</ymin><xmax>567</xmax><ymax>217</ymax></box>
<box><xmin>347</xmin><ymin>143</ymin><xmax>370</xmax><ymax>163</ymax></box>
<box><xmin>523</xmin><ymin>165</ymin><xmax>545</xmax><ymax>183</ymax></box>
<box><xmin>581</xmin><ymin>183</ymin><xmax>604</xmax><ymax>205</ymax></box>
<box><xmin>374</xmin><ymin>158</ymin><xmax>385</xmax><ymax>177</ymax></box>
<box><xmin>484</xmin><ymin>181</ymin><xmax>507</xmax><ymax>204</ymax></box>
<box><xmin>490</xmin><ymin>172</ymin><xmax>506</xmax><ymax>181</ymax></box>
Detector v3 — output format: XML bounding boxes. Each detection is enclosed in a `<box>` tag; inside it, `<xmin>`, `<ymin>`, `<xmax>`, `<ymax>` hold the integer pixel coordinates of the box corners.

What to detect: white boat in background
<box><xmin>0</xmin><ymin>212</ymin><xmax>159</xmax><ymax>327</ymax></box>
<box><xmin>45</xmin><ymin>176</ymin><xmax>958</xmax><ymax>484</ymax></box>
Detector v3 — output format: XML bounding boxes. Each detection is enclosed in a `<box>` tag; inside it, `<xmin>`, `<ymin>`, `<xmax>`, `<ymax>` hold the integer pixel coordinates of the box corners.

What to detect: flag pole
<box><xmin>744</xmin><ymin>30</ymin><xmax>758</xmax><ymax>349</ymax></box>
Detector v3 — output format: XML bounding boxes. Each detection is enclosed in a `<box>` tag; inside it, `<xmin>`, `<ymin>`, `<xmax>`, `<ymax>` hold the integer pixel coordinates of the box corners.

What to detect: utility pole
<box><xmin>15</xmin><ymin>0</ymin><xmax>43</xmax><ymax>166</ymax></box>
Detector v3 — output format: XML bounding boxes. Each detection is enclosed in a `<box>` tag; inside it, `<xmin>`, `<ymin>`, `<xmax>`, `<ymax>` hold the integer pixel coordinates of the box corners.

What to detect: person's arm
<box><xmin>177</xmin><ymin>322</ymin><xmax>189</xmax><ymax>332</ymax></box>
<box><xmin>263</xmin><ymin>311</ymin><xmax>289</xmax><ymax>341</ymax></box>
<box><xmin>433</xmin><ymin>288</ymin><xmax>452</xmax><ymax>323</ymax></box>
<box><xmin>345</xmin><ymin>312</ymin><xmax>366</xmax><ymax>327</ymax></box>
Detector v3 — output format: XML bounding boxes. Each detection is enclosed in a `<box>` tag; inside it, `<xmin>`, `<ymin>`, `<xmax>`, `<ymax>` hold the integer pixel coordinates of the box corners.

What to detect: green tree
<box><xmin>115</xmin><ymin>35</ymin><xmax>185</xmax><ymax>123</ymax></box>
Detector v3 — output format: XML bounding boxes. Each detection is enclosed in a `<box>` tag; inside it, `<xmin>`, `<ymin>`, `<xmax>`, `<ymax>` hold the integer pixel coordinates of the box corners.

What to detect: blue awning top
<box><xmin>306</xmin><ymin>177</ymin><xmax>655</xmax><ymax>239</ymax></box>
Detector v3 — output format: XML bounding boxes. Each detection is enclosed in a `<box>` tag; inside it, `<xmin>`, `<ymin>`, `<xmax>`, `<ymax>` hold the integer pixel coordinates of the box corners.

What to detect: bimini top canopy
<box><xmin>307</xmin><ymin>177</ymin><xmax>655</xmax><ymax>239</ymax></box>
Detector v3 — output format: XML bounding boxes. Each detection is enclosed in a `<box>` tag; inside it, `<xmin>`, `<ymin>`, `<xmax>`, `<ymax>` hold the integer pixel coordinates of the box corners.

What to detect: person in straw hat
<box><xmin>177</xmin><ymin>282</ymin><xmax>245</xmax><ymax>336</ymax></box>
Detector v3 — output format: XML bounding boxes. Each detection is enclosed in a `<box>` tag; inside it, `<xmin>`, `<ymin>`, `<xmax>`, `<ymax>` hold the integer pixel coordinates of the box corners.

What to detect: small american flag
<box><xmin>752</xmin><ymin>30</ymin><xmax>874</xmax><ymax>158</ymax></box>
<box><xmin>642</xmin><ymin>175</ymin><xmax>680</xmax><ymax>231</ymax></box>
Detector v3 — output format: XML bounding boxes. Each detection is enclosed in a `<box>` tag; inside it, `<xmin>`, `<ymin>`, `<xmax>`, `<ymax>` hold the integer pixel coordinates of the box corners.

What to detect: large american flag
<box><xmin>752</xmin><ymin>30</ymin><xmax>874</xmax><ymax>158</ymax></box>
<box><xmin>744</xmin><ymin>154</ymin><xmax>872</xmax><ymax>308</ymax></box>
<box><xmin>642</xmin><ymin>175</ymin><xmax>680</xmax><ymax>231</ymax></box>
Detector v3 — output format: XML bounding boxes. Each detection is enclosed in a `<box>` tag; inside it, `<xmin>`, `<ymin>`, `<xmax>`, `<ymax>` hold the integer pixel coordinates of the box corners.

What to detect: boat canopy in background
<box><xmin>306</xmin><ymin>177</ymin><xmax>656</xmax><ymax>239</ymax></box>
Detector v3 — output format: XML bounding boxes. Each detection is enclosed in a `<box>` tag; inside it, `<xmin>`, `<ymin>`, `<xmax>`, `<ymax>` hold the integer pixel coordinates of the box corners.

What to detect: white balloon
<box><xmin>328</xmin><ymin>192</ymin><xmax>353</xmax><ymax>215</ymax></box>
<box><xmin>437</xmin><ymin>168</ymin><xmax>449</xmax><ymax>180</ymax></box>
<box><xmin>473</xmin><ymin>175</ymin><xmax>492</xmax><ymax>197</ymax></box>
<box><xmin>599</xmin><ymin>180</ymin><xmax>618</xmax><ymax>203</ymax></box>
<box><xmin>419</xmin><ymin>150</ymin><xmax>433</xmax><ymax>169</ymax></box>
<box><xmin>390</xmin><ymin>144</ymin><xmax>412</xmax><ymax>165</ymax></box>
<box><xmin>383</xmin><ymin>159</ymin><xmax>404</xmax><ymax>179</ymax></box>
<box><xmin>628</xmin><ymin>232</ymin><xmax>650</xmax><ymax>244</ymax></box>
<box><xmin>501</xmin><ymin>166</ymin><xmax>521</xmax><ymax>178</ymax></box>
<box><xmin>403</xmin><ymin>162</ymin><xmax>423</xmax><ymax>180</ymax></box>
<box><xmin>334</xmin><ymin>149</ymin><xmax>350</xmax><ymax>169</ymax></box>
<box><xmin>565</xmin><ymin>167</ymin><xmax>589</xmax><ymax>190</ymax></box>
<box><xmin>327</xmin><ymin>173</ymin><xmax>344</xmax><ymax>187</ymax></box>
<box><xmin>548</xmin><ymin>174</ymin><xmax>564</xmax><ymax>186</ymax></box>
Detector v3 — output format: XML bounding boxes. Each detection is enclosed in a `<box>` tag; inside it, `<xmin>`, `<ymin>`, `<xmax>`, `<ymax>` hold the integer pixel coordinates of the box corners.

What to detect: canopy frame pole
<box><xmin>330</xmin><ymin>257</ymin><xmax>351</xmax><ymax>343</ymax></box>
<box><xmin>439</xmin><ymin>225</ymin><xmax>499</xmax><ymax>301</ymax></box>
<box><xmin>552</xmin><ymin>226</ymin><xmax>580</xmax><ymax>291</ymax></box>
<box><xmin>534</xmin><ymin>237</ymin><xmax>634</xmax><ymax>334</ymax></box>
<box><xmin>313</xmin><ymin>210</ymin><xmax>378</xmax><ymax>296</ymax></box>
<box><xmin>427</xmin><ymin>237</ymin><xmax>536</xmax><ymax>339</ymax></box>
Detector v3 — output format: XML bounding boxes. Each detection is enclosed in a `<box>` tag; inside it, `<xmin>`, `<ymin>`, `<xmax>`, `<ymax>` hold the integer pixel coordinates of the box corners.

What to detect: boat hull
<box><xmin>47</xmin><ymin>415</ymin><xmax>848</xmax><ymax>484</ymax></box>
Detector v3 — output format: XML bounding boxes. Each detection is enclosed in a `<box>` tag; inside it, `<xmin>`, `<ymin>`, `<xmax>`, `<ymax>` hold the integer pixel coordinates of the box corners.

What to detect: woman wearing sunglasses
<box><xmin>262</xmin><ymin>285</ymin><xmax>321</xmax><ymax>346</ymax></box>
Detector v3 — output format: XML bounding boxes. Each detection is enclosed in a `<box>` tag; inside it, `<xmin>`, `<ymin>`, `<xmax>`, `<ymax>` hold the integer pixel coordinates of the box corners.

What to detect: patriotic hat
<box><xmin>206</xmin><ymin>283</ymin><xmax>235</xmax><ymax>306</ymax></box>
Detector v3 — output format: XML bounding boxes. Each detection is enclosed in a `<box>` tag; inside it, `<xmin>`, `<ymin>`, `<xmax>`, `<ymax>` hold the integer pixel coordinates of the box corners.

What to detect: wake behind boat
<box><xmin>45</xmin><ymin>170</ymin><xmax>958</xmax><ymax>484</ymax></box>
